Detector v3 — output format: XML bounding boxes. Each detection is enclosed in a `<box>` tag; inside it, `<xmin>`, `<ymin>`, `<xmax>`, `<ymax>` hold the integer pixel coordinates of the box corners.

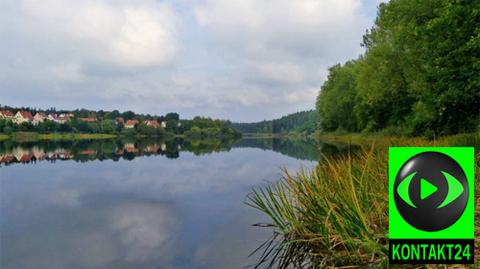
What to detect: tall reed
<box><xmin>247</xmin><ymin>133</ymin><xmax>479</xmax><ymax>268</ymax></box>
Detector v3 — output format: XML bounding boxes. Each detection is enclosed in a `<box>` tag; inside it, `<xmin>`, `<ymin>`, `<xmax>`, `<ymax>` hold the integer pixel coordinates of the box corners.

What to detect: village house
<box><xmin>13</xmin><ymin>111</ymin><xmax>34</xmax><ymax>124</ymax></box>
<box><xmin>48</xmin><ymin>114</ymin><xmax>58</xmax><ymax>121</ymax></box>
<box><xmin>124</xmin><ymin>120</ymin><xmax>138</xmax><ymax>129</ymax></box>
<box><xmin>59</xmin><ymin>113</ymin><xmax>74</xmax><ymax>118</ymax></box>
<box><xmin>144</xmin><ymin>120</ymin><xmax>160</xmax><ymax>128</ymax></box>
<box><xmin>0</xmin><ymin>110</ymin><xmax>14</xmax><ymax>120</ymax></box>
<box><xmin>160</xmin><ymin>121</ymin><xmax>167</xmax><ymax>128</ymax></box>
<box><xmin>56</xmin><ymin>115</ymin><xmax>72</xmax><ymax>124</ymax></box>
<box><xmin>33</xmin><ymin>112</ymin><xmax>46</xmax><ymax>125</ymax></box>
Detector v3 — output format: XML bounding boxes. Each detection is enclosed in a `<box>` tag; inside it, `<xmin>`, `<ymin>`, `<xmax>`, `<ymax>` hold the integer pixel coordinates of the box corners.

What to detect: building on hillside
<box><xmin>13</xmin><ymin>111</ymin><xmax>34</xmax><ymax>124</ymax></box>
<box><xmin>160</xmin><ymin>121</ymin><xmax>167</xmax><ymax>128</ymax></box>
<box><xmin>33</xmin><ymin>113</ymin><xmax>46</xmax><ymax>125</ymax></box>
<box><xmin>48</xmin><ymin>114</ymin><xmax>58</xmax><ymax>121</ymax></box>
<box><xmin>144</xmin><ymin>120</ymin><xmax>160</xmax><ymax>128</ymax></box>
<box><xmin>0</xmin><ymin>110</ymin><xmax>14</xmax><ymax>120</ymax></box>
<box><xmin>56</xmin><ymin>115</ymin><xmax>72</xmax><ymax>124</ymax></box>
<box><xmin>124</xmin><ymin>120</ymin><xmax>138</xmax><ymax>129</ymax></box>
<box><xmin>79</xmin><ymin>117</ymin><xmax>96</xmax><ymax>123</ymax></box>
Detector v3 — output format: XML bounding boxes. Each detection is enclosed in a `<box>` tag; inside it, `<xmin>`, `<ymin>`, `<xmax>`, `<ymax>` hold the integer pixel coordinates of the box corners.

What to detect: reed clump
<box><xmin>248</xmin><ymin>133</ymin><xmax>479</xmax><ymax>268</ymax></box>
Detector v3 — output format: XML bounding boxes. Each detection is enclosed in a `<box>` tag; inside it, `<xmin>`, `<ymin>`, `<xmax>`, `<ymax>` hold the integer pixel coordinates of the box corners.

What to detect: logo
<box><xmin>389</xmin><ymin>147</ymin><xmax>474</xmax><ymax>264</ymax></box>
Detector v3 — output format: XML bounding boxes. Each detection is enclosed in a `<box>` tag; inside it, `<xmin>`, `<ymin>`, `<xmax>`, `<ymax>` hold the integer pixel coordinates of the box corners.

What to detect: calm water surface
<box><xmin>0</xmin><ymin>138</ymin><xmax>350</xmax><ymax>269</ymax></box>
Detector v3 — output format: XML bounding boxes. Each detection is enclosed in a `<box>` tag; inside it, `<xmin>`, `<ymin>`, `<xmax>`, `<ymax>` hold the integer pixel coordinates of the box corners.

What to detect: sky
<box><xmin>0</xmin><ymin>0</ymin><xmax>382</xmax><ymax>122</ymax></box>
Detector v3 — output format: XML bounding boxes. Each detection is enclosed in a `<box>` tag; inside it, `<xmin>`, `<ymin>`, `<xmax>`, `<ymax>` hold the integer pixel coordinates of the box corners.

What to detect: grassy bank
<box><xmin>38</xmin><ymin>133</ymin><xmax>117</xmax><ymax>140</ymax></box>
<box><xmin>2</xmin><ymin>132</ymin><xmax>117</xmax><ymax>141</ymax></box>
<box><xmin>241</xmin><ymin>133</ymin><xmax>281</xmax><ymax>139</ymax></box>
<box><xmin>248</xmin><ymin>133</ymin><xmax>479</xmax><ymax>268</ymax></box>
<box><xmin>0</xmin><ymin>133</ymin><xmax>9</xmax><ymax>141</ymax></box>
<box><xmin>241</xmin><ymin>132</ymin><xmax>312</xmax><ymax>139</ymax></box>
<box><xmin>1</xmin><ymin>132</ymin><xmax>237</xmax><ymax>142</ymax></box>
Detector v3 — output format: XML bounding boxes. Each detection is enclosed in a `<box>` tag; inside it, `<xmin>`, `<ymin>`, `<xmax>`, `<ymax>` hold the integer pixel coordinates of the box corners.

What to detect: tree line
<box><xmin>231</xmin><ymin>110</ymin><xmax>318</xmax><ymax>134</ymax></box>
<box><xmin>0</xmin><ymin>106</ymin><xmax>240</xmax><ymax>139</ymax></box>
<box><xmin>316</xmin><ymin>0</ymin><xmax>479</xmax><ymax>137</ymax></box>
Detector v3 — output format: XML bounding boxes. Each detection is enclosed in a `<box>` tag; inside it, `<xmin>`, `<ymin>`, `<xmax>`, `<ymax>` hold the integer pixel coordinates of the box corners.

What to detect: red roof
<box><xmin>58</xmin><ymin>115</ymin><xmax>71</xmax><ymax>121</ymax></box>
<box><xmin>35</xmin><ymin>112</ymin><xmax>46</xmax><ymax>117</ymax></box>
<box><xmin>0</xmin><ymin>110</ymin><xmax>14</xmax><ymax>117</ymax></box>
<box><xmin>144</xmin><ymin>120</ymin><xmax>160</xmax><ymax>127</ymax></box>
<box><xmin>79</xmin><ymin>149</ymin><xmax>96</xmax><ymax>155</ymax></box>
<box><xmin>1</xmin><ymin>155</ymin><xmax>16</xmax><ymax>163</ymax></box>
<box><xmin>125</xmin><ymin>120</ymin><xmax>139</xmax><ymax>126</ymax></box>
<box><xmin>19</xmin><ymin>111</ymin><xmax>34</xmax><ymax>120</ymax></box>
<box><xmin>19</xmin><ymin>154</ymin><xmax>34</xmax><ymax>162</ymax></box>
<box><xmin>79</xmin><ymin>117</ymin><xmax>96</xmax><ymax>122</ymax></box>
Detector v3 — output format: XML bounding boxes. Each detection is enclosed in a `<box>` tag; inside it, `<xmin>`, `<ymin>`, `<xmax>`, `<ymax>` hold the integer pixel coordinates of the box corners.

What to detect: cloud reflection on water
<box><xmin>1</xmin><ymin>145</ymin><xmax>314</xmax><ymax>268</ymax></box>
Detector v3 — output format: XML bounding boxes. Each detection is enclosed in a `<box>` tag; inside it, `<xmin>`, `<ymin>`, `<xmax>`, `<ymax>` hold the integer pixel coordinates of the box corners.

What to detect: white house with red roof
<box><xmin>33</xmin><ymin>112</ymin><xmax>47</xmax><ymax>125</ymax></box>
<box><xmin>0</xmin><ymin>110</ymin><xmax>15</xmax><ymax>120</ymax></box>
<box><xmin>144</xmin><ymin>120</ymin><xmax>160</xmax><ymax>128</ymax></box>
<box><xmin>124</xmin><ymin>120</ymin><xmax>139</xmax><ymax>129</ymax></box>
<box><xmin>13</xmin><ymin>111</ymin><xmax>34</xmax><ymax>124</ymax></box>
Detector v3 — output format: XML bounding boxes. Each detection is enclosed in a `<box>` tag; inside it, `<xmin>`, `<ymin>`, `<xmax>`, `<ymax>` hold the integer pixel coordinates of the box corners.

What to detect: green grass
<box><xmin>38</xmin><ymin>133</ymin><xmax>116</xmax><ymax>140</ymax></box>
<box><xmin>2</xmin><ymin>132</ymin><xmax>117</xmax><ymax>141</ymax></box>
<box><xmin>247</xmin><ymin>133</ymin><xmax>480</xmax><ymax>268</ymax></box>
<box><xmin>0</xmin><ymin>133</ymin><xmax>9</xmax><ymax>141</ymax></box>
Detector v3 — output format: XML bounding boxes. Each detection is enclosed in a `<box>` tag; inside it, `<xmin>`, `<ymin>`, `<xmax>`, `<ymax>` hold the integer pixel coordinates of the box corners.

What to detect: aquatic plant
<box><xmin>248</xmin><ymin>133</ymin><xmax>479</xmax><ymax>268</ymax></box>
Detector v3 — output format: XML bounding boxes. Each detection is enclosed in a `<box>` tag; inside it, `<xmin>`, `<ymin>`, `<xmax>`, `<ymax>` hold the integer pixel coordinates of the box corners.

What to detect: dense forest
<box><xmin>316</xmin><ymin>0</ymin><xmax>479</xmax><ymax>137</ymax></box>
<box><xmin>231</xmin><ymin>110</ymin><xmax>318</xmax><ymax>134</ymax></box>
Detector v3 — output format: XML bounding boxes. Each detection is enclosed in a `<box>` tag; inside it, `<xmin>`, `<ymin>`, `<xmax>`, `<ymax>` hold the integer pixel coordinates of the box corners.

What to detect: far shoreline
<box><xmin>0</xmin><ymin>132</ymin><xmax>235</xmax><ymax>142</ymax></box>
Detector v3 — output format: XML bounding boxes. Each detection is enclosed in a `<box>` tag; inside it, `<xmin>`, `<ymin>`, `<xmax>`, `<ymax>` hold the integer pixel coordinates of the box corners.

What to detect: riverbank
<box><xmin>0</xmin><ymin>131</ymin><xmax>242</xmax><ymax>142</ymax></box>
<box><xmin>0</xmin><ymin>132</ymin><xmax>118</xmax><ymax>141</ymax></box>
<box><xmin>241</xmin><ymin>133</ymin><xmax>280</xmax><ymax>139</ymax></box>
<box><xmin>248</xmin><ymin>133</ymin><xmax>479</xmax><ymax>267</ymax></box>
<box><xmin>241</xmin><ymin>132</ymin><xmax>312</xmax><ymax>139</ymax></box>
<box><xmin>316</xmin><ymin>132</ymin><xmax>479</xmax><ymax>146</ymax></box>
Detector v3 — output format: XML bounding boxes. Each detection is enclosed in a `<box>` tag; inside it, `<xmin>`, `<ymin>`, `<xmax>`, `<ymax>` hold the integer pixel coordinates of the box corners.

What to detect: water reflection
<box><xmin>0</xmin><ymin>138</ymin><xmax>356</xmax><ymax>166</ymax></box>
<box><xmin>0</xmin><ymin>138</ymin><xmax>354</xmax><ymax>269</ymax></box>
<box><xmin>0</xmin><ymin>138</ymin><xmax>233</xmax><ymax>165</ymax></box>
<box><xmin>233</xmin><ymin>138</ymin><xmax>357</xmax><ymax>161</ymax></box>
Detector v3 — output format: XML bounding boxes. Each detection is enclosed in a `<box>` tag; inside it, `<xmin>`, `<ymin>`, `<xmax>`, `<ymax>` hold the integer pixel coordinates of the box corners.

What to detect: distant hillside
<box><xmin>231</xmin><ymin>110</ymin><xmax>317</xmax><ymax>134</ymax></box>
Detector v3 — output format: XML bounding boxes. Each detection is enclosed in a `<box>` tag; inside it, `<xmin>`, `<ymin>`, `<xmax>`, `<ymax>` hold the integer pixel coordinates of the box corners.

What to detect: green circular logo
<box><xmin>394</xmin><ymin>151</ymin><xmax>468</xmax><ymax>231</ymax></box>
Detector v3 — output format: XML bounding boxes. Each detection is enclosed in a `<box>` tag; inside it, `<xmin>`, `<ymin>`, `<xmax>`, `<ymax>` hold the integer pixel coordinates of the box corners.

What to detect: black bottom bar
<box><xmin>389</xmin><ymin>239</ymin><xmax>474</xmax><ymax>264</ymax></box>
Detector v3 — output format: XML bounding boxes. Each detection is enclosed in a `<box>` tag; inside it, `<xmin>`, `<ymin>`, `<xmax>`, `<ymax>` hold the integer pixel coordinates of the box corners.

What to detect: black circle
<box><xmin>394</xmin><ymin>151</ymin><xmax>468</xmax><ymax>231</ymax></box>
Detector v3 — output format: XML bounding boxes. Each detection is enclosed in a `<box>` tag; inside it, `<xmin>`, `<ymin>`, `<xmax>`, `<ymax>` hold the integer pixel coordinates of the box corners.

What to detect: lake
<box><xmin>0</xmin><ymin>138</ymin><xmax>352</xmax><ymax>269</ymax></box>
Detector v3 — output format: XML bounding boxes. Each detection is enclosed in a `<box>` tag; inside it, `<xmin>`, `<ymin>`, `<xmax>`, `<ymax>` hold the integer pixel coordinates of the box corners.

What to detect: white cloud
<box><xmin>48</xmin><ymin>63</ymin><xmax>84</xmax><ymax>82</ymax></box>
<box><xmin>190</xmin><ymin>0</ymin><xmax>371</xmax><ymax>119</ymax></box>
<box><xmin>248</xmin><ymin>61</ymin><xmax>304</xmax><ymax>84</ymax></box>
<box><xmin>16</xmin><ymin>0</ymin><xmax>178</xmax><ymax>70</ymax></box>
<box><xmin>110</xmin><ymin>202</ymin><xmax>179</xmax><ymax>262</ymax></box>
<box><xmin>194</xmin><ymin>0</ymin><xmax>368</xmax><ymax>62</ymax></box>
<box><xmin>0</xmin><ymin>0</ymin><xmax>377</xmax><ymax>121</ymax></box>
